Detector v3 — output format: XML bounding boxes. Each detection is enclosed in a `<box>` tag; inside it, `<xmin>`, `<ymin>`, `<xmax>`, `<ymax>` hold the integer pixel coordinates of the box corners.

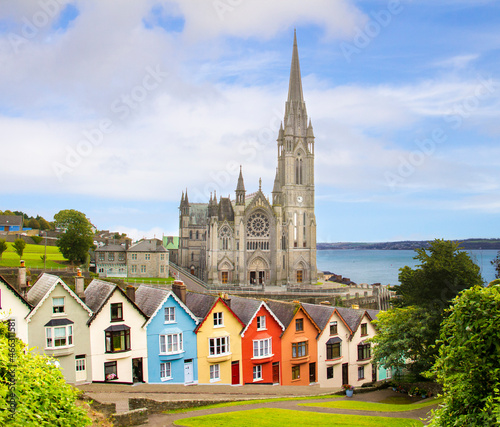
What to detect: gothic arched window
<box><xmin>295</xmin><ymin>153</ymin><xmax>303</xmax><ymax>185</ymax></box>
<box><xmin>219</xmin><ymin>226</ymin><xmax>232</xmax><ymax>251</ymax></box>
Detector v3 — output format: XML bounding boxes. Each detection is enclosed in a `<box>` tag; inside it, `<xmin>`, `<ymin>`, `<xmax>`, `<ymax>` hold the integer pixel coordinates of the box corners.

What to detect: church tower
<box><xmin>276</xmin><ymin>30</ymin><xmax>317</xmax><ymax>285</ymax></box>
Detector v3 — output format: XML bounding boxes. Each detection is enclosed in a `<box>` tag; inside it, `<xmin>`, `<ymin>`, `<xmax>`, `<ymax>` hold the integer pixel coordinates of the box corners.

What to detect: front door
<box><xmin>132</xmin><ymin>358</ymin><xmax>143</xmax><ymax>383</ymax></box>
<box><xmin>309</xmin><ymin>362</ymin><xmax>316</xmax><ymax>383</ymax></box>
<box><xmin>259</xmin><ymin>271</ymin><xmax>265</xmax><ymax>284</ymax></box>
<box><xmin>231</xmin><ymin>361</ymin><xmax>239</xmax><ymax>385</ymax></box>
<box><xmin>272</xmin><ymin>362</ymin><xmax>280</xmax><ymax>384</ymax></box>
<box><xmin>342</xmin><ymin>363</ymin><xmax>349</xmax><ymax>385</ymax></box>
<box><xmin>75</xmin><ymin>355</ymin><xmax>86</xmax><ymax>382</ymax></box>
<box><xmin>250</xmin><ymin>271</ymin><xmax>256</xmax><ymax>284</ymax></box>
<box><xmin>184</xmin><ymin>359</ymin><xmax>194</xmax><ymax>384</ymax></box>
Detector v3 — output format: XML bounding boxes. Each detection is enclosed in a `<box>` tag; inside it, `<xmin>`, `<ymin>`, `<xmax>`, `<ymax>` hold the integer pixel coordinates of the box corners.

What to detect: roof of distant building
<box><xmin>128</xmin><ymin>238</ymin><xmax>167</xmax><ymax>253</ymax></box>
<box><xmin>0</xmin><ymin>215</ymin><xmax>23</xmax><ymax>226</ymax></box>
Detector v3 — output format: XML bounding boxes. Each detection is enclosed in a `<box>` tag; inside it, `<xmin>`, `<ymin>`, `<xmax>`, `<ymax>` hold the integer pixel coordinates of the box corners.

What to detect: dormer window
<box><xmin>52</xmin><ymin>297</ymin><xmax>65</xmax><ymax>314</ymax></box>
<box><xmin>361</xmin><ymin>323</ymin><xmax>368</xmax><ymax>336</ymax></box>
<box><xmin>213</xmin><ymin>312</ymin><xmax>223</xmax><ymax>327</ymax></box>
<box><xmin>329</xmin><ymin>321</ymin><xmax>338</xmax><ymax>335</ymax></box>
<box><xmin>164</xmin><ymin>307</ymin><xmax>175</xmax><ymax>323</ymax></box>
<box><xmin>257</xmin><ymin>315</ymin><xmax>266</xmax><ymax>330</ymax></box>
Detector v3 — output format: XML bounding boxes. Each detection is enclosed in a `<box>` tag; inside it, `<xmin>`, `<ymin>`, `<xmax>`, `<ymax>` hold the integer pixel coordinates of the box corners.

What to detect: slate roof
<box><xmin>265</xmin><ymin>299</ymin><xmax>299</xmax><ymax>329</ymax></box>
<box><xmin>84</xmin><ymin>279</ymin><xmax>115</xmax><ymax>312</ymax></box>
<box><xmin>365</xmin><ymin>309</ymin><xmax>380</xmax><ymax>321</ymax></box>
<box><xmin>0</xmin><ymin>274</ymin><xmax>32</xmax><ymax>309</ymax></box>
<box><xmin>188</xmin><ymin>204</ymin><xmax>208</xmax><ymax>226</ymax></box>
<box><xmin>135</xmin><ymin>285</ymin><xmax>169</xmax><ymax>317</ymax></box>
<box><xmin>225</xmin><ymin>295</ymin><xmax>263</xmax><ymax>326</ymax></box>
<box><xmin>185</xmin><ymin>292</ymin><xmax>217</xmax><ymax>320</ymax></box>
<box><xmin>26</xmin><ymin>273</ymin><xmax>60</xmax><ymax>306</ymax></box>
<box><xmin>218</xmin><ymin>198</ymin><xmax>234</xmax><ymax>222</ymax></box>
<box><xmin>300</xmin><ymin>302</ymin><xmax>336</xmax><ymax>331</ymax></box>
<box><xmin>95</xmin><ymin>244</ymin><xmax>126</xmax><ymax>252</ymax></box>
<box><xmin>0</xmin><ymin>215</ymin><xmax>23</xmax><ymax>227</ymax></box>
<box><xmin>129</xmin><ymin>238</ymin><xmax>167</xmax><ymax>253</ymax></box>
<box><xmin>336</xmin><ymin>306</ymin><xmax>365</xmax><ymax>334</ymax></box>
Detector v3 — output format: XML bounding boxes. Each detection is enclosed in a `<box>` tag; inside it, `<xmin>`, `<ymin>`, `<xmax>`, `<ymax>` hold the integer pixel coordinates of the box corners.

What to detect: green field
<box><xmin>174</xmin><ymin>408</ymin><xmax>423</xmax><ymax>427</ymax></box>
<box><xmin>0</xmin><ymin>242</ymin><xmax>67</xmax><ymax>269</ymax></box>
<box><xmin>300</xmin><ymin>397</ymin><xmax>444</xmax><ymax>412</ymax></box>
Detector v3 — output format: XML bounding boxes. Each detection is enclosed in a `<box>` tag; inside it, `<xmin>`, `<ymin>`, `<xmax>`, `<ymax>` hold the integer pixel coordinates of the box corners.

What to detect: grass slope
<box><xmin>300</xmin><ymin>397</ymin><xmax>444</xmax><ymax>412</ymax></box>
<box><xmin>174</xmin><ymin>408</ymin><xmax>423</xmax><ymax>426</ymax></box>
<box><xmin>0</xmin><ymin>242</ymin><xmax>67</xmax><ymax>268</ymax></box>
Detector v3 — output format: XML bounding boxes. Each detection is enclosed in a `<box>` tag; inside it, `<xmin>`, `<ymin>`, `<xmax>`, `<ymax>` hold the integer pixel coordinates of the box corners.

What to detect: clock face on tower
<box><xmin>297</xmin><ymin>196</ymin><xmax>303</xmax><ymax>203</ymax></box>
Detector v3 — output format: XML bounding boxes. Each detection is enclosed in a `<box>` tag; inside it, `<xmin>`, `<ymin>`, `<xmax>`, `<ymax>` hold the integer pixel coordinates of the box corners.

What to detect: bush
<box><xmin>31</xmin><ymin>236</ymin><xmax>43</xmax><ymax>245</ymax></box>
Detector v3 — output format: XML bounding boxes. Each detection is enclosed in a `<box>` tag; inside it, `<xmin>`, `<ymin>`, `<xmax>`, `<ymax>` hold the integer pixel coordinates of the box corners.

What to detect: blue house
<box><xmin>135</xmin><ymin>281</ymin><xmax>199</xmax><ymax>384</ymax></box>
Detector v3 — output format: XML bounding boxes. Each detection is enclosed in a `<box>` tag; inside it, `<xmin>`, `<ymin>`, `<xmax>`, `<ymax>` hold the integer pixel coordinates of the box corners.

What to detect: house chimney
<box><xmin>126</xmin><ymin>285</ymin><xmax>136</xmax><ymax>302</ymax></box>
<box><xmin>172</xmin><ymin>280</ymin><xmax>187</xmax><ymax>305</ymax></box>
<box><xmin>75</xmin><ymin>268</ymin><xmax>85</xmax><ymax>302</ymax></box>
<box><xmin>18</xmin><ymin>260</ymin><xmax>26</xmax><ymax>292</ymax></box>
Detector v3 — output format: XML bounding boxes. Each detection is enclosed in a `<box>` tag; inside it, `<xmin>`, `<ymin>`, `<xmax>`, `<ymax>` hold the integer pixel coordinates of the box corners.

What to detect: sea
<box><xmin>316</xmin><ymin>249</ymin><xmax>498</xmax><ymax>286</ymax></box>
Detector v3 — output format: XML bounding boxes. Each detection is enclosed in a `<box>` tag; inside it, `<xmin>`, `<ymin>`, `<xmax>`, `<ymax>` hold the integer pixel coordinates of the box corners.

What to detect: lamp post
<box><xmin>43</xmin><ymin>231</ymin><xmax>47</xmax><ymax>270</ymax></box>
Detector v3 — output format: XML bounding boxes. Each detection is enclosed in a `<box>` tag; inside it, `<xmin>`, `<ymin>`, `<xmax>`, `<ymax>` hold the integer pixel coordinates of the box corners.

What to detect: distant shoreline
<box><xmin>317</xmin><ymin>239</ymin><xmax>500</xmax><ymax>251</ymax></box>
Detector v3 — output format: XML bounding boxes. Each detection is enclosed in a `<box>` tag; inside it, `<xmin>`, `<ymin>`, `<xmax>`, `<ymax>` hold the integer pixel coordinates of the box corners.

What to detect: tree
<box><xmin>0</xmin><ymin>239</ymin><xmax>7</xmax><ymax>260</ymax></box>
<box><xmin>371</xmin><ymin>306</ymin><xmax>442</xmax><ymax>377</ymax></box>
<box><xmin>0</xmin><ymin>320</ymin><xmax>91</xmax><ymax>426</ymax></box>
<box><xmin>428</xmin><ymin>285</ymin><xmax>500</xmax><ymax>426</ymax></box>
<box><xmin>27</xmin><ymin>218</ymin><xmax>40</xmax><ymax>229</ymax></box>
<box><xmin>491</xmin><ymin>251</ymin><xmax>500</xmax><ymax>279</ymax></box>
<box><xmin>12</xmin><ymin>239</ymin><xmax>26</xmax><ymax>260</ymax></box>
<box><xmin>394</xmin><ymin>239</ymin><xmax>483</xmax><ymax>310</ymax></box>
<box><xmin>38</xmin><ymin>218</ymin><xmax>51</xmax><ymax>230</ymax></box>
<box><xmin>373</xmin><ymin>240</ymin><xmax>483</xmax><ymax>378</ymax></box>
<box><xmin>54</xmin><ymin>210</ymin><xmax>94</xmax><ymax>265</ymax></box>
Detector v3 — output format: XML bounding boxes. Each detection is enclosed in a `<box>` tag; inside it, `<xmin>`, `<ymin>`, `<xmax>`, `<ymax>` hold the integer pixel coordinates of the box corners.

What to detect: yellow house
<box><xmin>194</xmin><ymin>297</ymin><xmax>244</xmax><ymax>385</ymax></box>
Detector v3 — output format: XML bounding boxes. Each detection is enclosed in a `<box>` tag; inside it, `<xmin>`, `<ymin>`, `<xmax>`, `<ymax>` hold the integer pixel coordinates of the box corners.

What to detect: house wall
<box><xmin>27</xmin><ymin>283</ymin><xmax>92</xmax><ymax>384</ymax></box>
<box><xmin>146</xmin><ymin>294</ymin><xmax>198</xmax><ymax>384</ymax></box>
<box><xmin>280</xmin><ymin>307</ymin><xmax>318</xmax><ymax>386</ymax></box>
<box><xmin>0</xmin><ymin>283</ymin><xmax>30</xmax><ymax>344</ymax></box>
<box><xmin>127</xmin><ymin>251</ymin><xmax>169</xmax><ymax>278</ymax></box>
<box><xmin>346</xmin><ymin>313</ymin><xmax>377</xmax><ymax>387</ymax></box>
<box><xmin>89</xmin><ymin>291</ymin><xmax>147</xmax><ymax>384</ymax></box>
<box><xmin>241</xmin><ymin>305</ymin><xmax>282</xmax><ymax>385</ymax></box>
<box><xmin>196</xmin><ymin>300</ymin><xmax>242</xmax><ymax>385</ymax></box>
<box><xmin>316</xmin><ymin>310</ymin><xmax>352</xmax><ymax>388</ymax></box>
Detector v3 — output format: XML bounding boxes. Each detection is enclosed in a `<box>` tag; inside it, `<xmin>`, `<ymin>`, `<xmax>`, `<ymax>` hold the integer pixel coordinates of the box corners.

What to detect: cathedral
<box><xmin>178</xmin><ymin>32</ymin><xmax>317</xmax><ymax>286</ymax></box>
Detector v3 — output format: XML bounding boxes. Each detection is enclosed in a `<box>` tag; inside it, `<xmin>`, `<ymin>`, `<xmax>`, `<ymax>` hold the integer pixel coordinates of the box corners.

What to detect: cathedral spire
<box><xmin>236</xmin><ymin>165</ymin><xmax>245</xmax><ymax>192</ymax></box>
<box><xmin>287</xmin><ymin>29</ymin><xmax>304</xmax><ymax>104</ymax></box>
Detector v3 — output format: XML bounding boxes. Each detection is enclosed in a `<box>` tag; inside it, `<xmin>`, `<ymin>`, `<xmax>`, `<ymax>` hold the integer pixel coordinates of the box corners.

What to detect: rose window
<box><xmin>247</xmin><ymin>213</ymin><xmax>270</xmax><ymax>238</ymax></box>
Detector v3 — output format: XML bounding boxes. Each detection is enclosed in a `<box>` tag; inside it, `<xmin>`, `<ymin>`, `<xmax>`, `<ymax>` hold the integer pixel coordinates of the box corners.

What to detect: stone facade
<box><xmin>178</xmin><ymin>32</ymin><xmax>317</xmax><ymax>286</ymax></box>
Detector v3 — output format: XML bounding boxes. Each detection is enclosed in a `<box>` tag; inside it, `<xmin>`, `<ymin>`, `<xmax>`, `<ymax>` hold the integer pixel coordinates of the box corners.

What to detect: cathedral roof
<box><xmin>188</xmin><ymin>203</ymin><xmax>208</xmax><ymax>225</ymax></box>
<box><xmin>218</xmin><ymin>197</ymin><xmax>234</xmax><ymax>222</ymax></box>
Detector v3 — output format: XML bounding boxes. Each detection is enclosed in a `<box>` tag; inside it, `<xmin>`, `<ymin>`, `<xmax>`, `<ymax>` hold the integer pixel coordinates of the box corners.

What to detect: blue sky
<box><xmin>0</xmin><ymin>0</ymin><xmax>499</xmax><ymax>242</ymax></box>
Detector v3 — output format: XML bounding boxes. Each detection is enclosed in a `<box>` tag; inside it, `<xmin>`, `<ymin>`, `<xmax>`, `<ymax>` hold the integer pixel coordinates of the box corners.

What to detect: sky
<box><xmin>0</xmin><ymin>0</ymin><xmax>499</xmax><ymax>243</ymax></box>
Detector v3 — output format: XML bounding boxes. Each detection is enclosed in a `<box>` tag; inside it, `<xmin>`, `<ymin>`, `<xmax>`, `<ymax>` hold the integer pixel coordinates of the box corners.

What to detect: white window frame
<box><xmin>159</xmin><ymin>333</ymin><xmax>183</xmax><ymax>354</ymax></box>
<box><xmin>253</xmin><ymin>337</ymin><xmax>272</xmax><ymax>358</ymax></box>
<box><xmin>145</xmin><ymin>253</ymin><xmax>151</xmax><ymax>260</ymax></box>
<box><xmin>210</xmin><ymin>364</ymin><xmax>220</xmax><ymax>382</ymax></box>
<box><xmin>131</xmin><ymin>265</ymin><xmax>137</xmax><ymax>273</ymax></box>
<box><xmin>75</xmin><ymin>358</ymin><xmax>85</xmax><ymax>371</ymax></box>
<box><xmin>253</xmin><ymin>365</ymin><xmax>263</xmax><ymax>381</ymax></box>
<box><xmin>46</xmin><ymin>325</ymin><xmax>73</xmax><ymax>349</ymax></box>
<box><xmin>131</xmin><ymin>253</ymin><xmax>137</xmax><ymax>260</ymax></box>
<box><xmin>164</xmin><ymin>307</ymin><xmax>175</xmax><ymax>323</ymax></box>
<box><xmin>256</xmin><ymin>315</ymin><xmax>266</xmax><ymax>330</ymax></box>
<box><xmin>160</xmin><ymin>362</ymin><xmax>172</xmax><ymax>381</ymax></box>
<box><xmin>213</xmin><ymin>312</ymin><xmax>223</xmax><ymax>328</ymax></box>
<box><xmin>209</xmin><ymin>336</ymin><xmax>230</xmax><ymax>356</ymax></box>
<box><xmin>52</xmin><ymin>297</ymin><xmax>65</xmax><ymax>314</ymax></box>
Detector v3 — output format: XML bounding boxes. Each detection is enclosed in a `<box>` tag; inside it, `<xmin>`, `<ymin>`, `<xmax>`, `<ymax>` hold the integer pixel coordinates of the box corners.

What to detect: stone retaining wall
<box><xmin>129</xmin><ymin>397</ymin><xmax>241</xmax><ymax>413</ymax></box>
<box><xmin>110</xmin><ymin>408</ymin><xmax>148</xmax><ymax>427</ymax></box>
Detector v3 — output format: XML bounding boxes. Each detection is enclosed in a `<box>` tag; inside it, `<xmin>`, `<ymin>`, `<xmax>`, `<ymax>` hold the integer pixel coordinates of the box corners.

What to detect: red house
<box><xmin>228</xmin><ymin>296</ymin><xmax>285</xmax><ymax>385</ymax></box>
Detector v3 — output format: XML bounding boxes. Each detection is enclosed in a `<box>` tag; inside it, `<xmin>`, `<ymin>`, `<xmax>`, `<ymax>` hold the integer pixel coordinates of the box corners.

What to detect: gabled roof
<box><xmin>95</xmin><ymin>244</ymin><xmax>126</xmax><ymax>252</ymax></box>
<box><xmin>136</xmin><ymin>285</ymin><xmax>198</xmax><ymax>327</ymax></box>
<box><xmin>185</xmin><ymin>292</ymin><xmax>218</xmax><ymax>320</ymax></box>
<box><xmin>84</xmin><ymin>279</ymin><xmax>147</xmax><ymax>325</ymax></box>
<box><xmin>0</xmin><ymin>215</ymin><xmax>23</xmax><ymax>226</ymax></box>
<box><xmin>336</xmin><ymin>306</ymin><xmax>366</xmax><ymax>337</ymax></box>
<box><xmin>227</xmin><ymin>296</ymin><xmax>285</xmax><ymax>337</ymax></box>
<box><xmin>26</xmin><ymin>273</ymin><xmax>92</xmax><ymax>321</ymax></box>
<box><xmin>265</xmin><ymin>299</ymin><xmax>320</xmax><ymax>336</ymax></box>
<box><xmin>0</xmin><ymin>274</ymin><xmax>32</xmax><ymax>309</ymax></box>
<box><xmin>301</xmin><ymin>303</ymin><xmax>352</xmax><ymax>337</ymax></box>
<box><xmin>128</xmin><ymin>238</ymin><xmax>167</xmax><ymax>253</ymax></box>
<box><xmin>193</xmin><ymin>297</ymin><xmax>245</xmax><ymax>333</ymax></box>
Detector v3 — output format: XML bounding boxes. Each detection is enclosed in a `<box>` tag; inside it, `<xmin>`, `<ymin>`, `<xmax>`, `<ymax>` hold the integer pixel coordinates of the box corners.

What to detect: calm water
<box><xmin>317</xmin><ymin>249</ymin><xmax>498</xmax><ymax>286</ymax></box>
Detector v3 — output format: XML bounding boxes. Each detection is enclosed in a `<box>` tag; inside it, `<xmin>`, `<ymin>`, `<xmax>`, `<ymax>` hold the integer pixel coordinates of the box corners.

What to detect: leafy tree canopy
<box><xmin>428</xmin><ymin>285</ymin><xmax>500</xmax><ymax>426</ymax></box>
<box><xmin>394</xmin><ymin>239</ymin><xmax>483</xmax><ymax>310</ymax></box>
<box><xmin>12</xmin><ymin>239</ymin><xmax>26</xmax><ymax>259</ymax></box>
<box><xmin>54</xmin><ymin>210</ymin><xmax>94</xmax><ymax>264</ymax></box>
<box><xmin>371</xmin><ymin>306</ymin><xmax>441</xmax><ymax>376</ymax></box>
<box><xmin>491</xmin><ymin>251</ymin><xmax>500</xmax><ymax>279</ymax></box>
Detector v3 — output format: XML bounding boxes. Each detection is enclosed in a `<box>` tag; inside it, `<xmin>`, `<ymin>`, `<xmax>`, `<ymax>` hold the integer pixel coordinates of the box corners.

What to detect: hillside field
<box><xmin>0</xmin><ymin>242</ymin><xmax>68</xmax><ymax>268</ymax></box>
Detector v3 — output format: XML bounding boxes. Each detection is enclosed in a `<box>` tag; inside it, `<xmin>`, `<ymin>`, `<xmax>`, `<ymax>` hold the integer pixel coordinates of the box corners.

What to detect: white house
<box><xmin>84</xmin><ymin>279</ymin><xmax>148</xmax><ymax>384</ymax></box>
<box><xmin>0</xmin><ymin>274</ymin><xmax>32</xmax><ymax>344</ymax></box>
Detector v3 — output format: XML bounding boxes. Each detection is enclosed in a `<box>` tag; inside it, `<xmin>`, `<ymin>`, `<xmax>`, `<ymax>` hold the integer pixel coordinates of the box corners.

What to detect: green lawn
<box><xmin>117</xmin><ymin>277</ymin><xmax>175</xmax><ymax>284</ymax></box>
<box><xmin>300</xmin><ymin>397</ymin><xmax>444</xmax><ymax>412</ymax></box>
<box><xmin>174</xmin><ymin>408</ymin><xmax>423</xmax><ymax>427</ymax></box>
<box><xmin>0</xmin><ymin>243</ymin><xmax>67</xmax><ymax>268</ymax></box>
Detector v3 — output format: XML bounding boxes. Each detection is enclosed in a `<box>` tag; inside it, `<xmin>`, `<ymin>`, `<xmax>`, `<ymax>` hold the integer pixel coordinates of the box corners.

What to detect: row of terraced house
<box><xmin>1</xmin><ymin>271</ymin><xmax>393</xmax><ymax>388</ymax></box>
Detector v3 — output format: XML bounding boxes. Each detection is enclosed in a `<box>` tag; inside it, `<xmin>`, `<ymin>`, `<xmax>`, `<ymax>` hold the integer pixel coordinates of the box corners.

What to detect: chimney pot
<box><xmin>172</xmin><ymin>280</ymin><xmax>187</xmax><ymax>305</ymax></box>
<box><xmin>126</xmin><ymin>285</ymin><xmax>136</xmax><ymax>302</ymax></box>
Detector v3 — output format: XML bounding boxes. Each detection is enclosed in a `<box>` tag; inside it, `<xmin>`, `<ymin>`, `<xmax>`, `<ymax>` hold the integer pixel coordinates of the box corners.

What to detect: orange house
<box><xmin>267</xmin><ymin>300</ymin><xmax>320</xmax><ymax>385</ymax></box>
<box><xmin>229</xmin><ymin>296</ymin><xmax>285</xmax><ymax>385</ymax></box>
